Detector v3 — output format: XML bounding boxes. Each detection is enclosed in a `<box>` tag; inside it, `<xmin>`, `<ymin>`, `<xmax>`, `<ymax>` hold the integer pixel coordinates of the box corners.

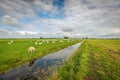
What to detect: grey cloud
<box><xmin>101</xmin><ymin>32</ymin><xmax>120</xmax><ymax>38</ymax></box>
<box><xmin>0</xmin><ymin>29</ymin><xmax>10</xmax><ymax>34</ymax></box>
<box><xmin>61</xmin><ymin>27</ymin><xmax>74</xmax><ymax>32</ymax></box>
<box><xmin>87</xmin><ymin>0</ymin><xmax>120</xmax><ymax>8</ymax></box>
<box><xmin>22</xmin><ymin>0</ymin><xmax>34</xmax><ymax>3</ymax></box>
<box><xmin>0</xmin><ymin>0</ymin><xmax>36</xmax><ymax>18</ymax></box>
<box><xmin>0</xmin><ymin>29</ymin><xmax>12</xmax><ymax>38</ymax></box>
<box><xmin>33</xmin><ymin>0</ymin><xmax>58</xmax><ymax>14</ymax></box>
<box><xmin>2</xmin><ymin>15</ymin><xmax>21</xmax><ymax>27</ymax></box>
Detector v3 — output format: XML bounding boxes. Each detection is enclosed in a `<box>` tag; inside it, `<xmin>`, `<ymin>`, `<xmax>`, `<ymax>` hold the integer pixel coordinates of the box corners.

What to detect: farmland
<box><xmin>51</xmin><ymin>40</ymin><xmax>120</xmax><ymax>80</ymax></box>
<box><xmin>0</xmin><ymin>38</ymin><xmax>80</xmax><ymax>74</ymax></box>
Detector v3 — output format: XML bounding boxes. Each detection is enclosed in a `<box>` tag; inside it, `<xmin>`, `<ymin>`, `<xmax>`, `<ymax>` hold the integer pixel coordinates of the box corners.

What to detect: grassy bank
<box><xmin>0</xmin><ymin>39</ymin><xmax>81</xmax><ymax>74</ymax></box>
<box><xmin>51</xmin><ymin>40</ymin><xmax>120</xmax><ymax>80</ymax></box>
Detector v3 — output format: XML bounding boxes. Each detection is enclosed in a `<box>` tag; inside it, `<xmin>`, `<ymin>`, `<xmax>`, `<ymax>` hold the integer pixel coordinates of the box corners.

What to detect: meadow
<box><xmin>51</xmin><ymin>39</ymin><xmax>120</xmax><ymax>80</ymax></box>
<box><xmin>0</xmin><ymin>38</ymin><xmax>80</xmax><ymax>74</ymax></box>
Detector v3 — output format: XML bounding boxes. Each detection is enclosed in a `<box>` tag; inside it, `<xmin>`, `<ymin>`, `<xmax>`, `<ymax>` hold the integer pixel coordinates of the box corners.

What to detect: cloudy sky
<box><xmin>0</xmin><ymin>0</ymin><xmax>120</xmax><ymax>38</ymax></box>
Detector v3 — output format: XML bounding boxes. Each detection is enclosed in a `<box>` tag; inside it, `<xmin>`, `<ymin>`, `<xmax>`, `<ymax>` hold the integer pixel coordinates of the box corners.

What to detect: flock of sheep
<box><xmin>7</xmin><ymin>39</ymin><xmax>73</xmax><ymax>54</ymax></box>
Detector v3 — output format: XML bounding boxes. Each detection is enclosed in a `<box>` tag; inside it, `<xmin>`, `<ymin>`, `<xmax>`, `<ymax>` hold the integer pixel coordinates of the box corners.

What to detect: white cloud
<box><xmin>0</xmin><ymin>0</ymin><xmax>119</xmax><ymax>38</ymax></box>
<box><xmin>17</xmin><ymin>31</ymin><xmax>26</xmax><ymax>35</ymax></box>
<box><xmin>17</xmin><ymin>31</ymin><xmax>38</xmax><ymax>35</ymax></box>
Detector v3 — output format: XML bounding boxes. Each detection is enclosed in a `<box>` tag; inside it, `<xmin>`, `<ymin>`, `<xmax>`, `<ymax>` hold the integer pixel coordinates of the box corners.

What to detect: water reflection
<box><xmin>28</xmin><ymin>58</ymin><xmax>36</xmax><ymax>67</ymax></box>
<box><xmin>20</xmin><ymin>75</ymin><xmax>38</xmax><ymax>80</ymax></box>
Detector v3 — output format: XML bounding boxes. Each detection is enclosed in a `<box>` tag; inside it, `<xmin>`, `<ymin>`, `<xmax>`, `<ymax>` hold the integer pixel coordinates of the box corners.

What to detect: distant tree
<box><xmin>85</xmin><ymin>37</ymin><xmax>88</xmax><ymax>39</ymax></box>
<box><xmin>82</xmin><ymin>37</ymin><xmax>85</xmax><ymax>39</ymax></box>
<box><xmin>64</xmin><ymin>37</ymin><xmax>69</xmax><ymax>39</ymax></box>
<box><xmin>40</xmin><ymin>37</ymin><xmax>43</xmax><ymax>39</ymax></box>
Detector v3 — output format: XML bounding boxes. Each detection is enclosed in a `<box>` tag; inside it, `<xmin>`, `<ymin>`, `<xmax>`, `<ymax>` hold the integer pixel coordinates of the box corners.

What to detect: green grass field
<box><xmin>0</xmin><ymin>38</ymin><xmax>80</xmax><ymax>74</ymax></box>
<box><xmin>51</xmin><ymin>39</ymin><xmax>120</xmax><ymax>80</ymax></box>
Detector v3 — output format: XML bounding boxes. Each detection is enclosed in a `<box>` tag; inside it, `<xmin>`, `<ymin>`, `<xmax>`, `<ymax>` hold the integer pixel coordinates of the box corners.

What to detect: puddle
<box><xmin>0</xmin><ymin>42</ymin><xmax>83</xmax><ymax>80</ymax></box>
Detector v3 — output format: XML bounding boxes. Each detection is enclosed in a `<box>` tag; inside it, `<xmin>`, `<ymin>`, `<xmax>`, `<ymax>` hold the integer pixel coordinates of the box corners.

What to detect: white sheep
<box><xmin>10</xmin><ymin>40</ymin><xmax>13</xmax><ymax>43</ymax></box>
<box><xmin>60</xmin><ymin>40</ymin><xmax>63</xmax><ymax>42</ymax></box>
<box><xmin>8</xmin><ymin>40</ymin><xmax>13</xmax><ymax>44</ymax></box>
<box><xmin>68</xmin><ymin>40</ymin><xmax>70</xmax><ymax>43</ymax></box>
<box><xmin>46</xmin><ymin>41</ymin><xmax>49</xmax><ymax>43</ymax></box>
<box><xmin>8</xmin><ymin>42</ymin><xmax>11</xmax><ymax>44</ymax></box>
<box><xmin>28</xmin><ymin>46</ymin><xmax>35</xmax><ymax>54</ymax></box>
<box><xmin>35</xmin><ymin>42</ymin><xmax>38</xmax><ymax>45</ymax></box>
<box><xmin>42</xmin><ymin>40</ymin><xmax>45</xmax><ymax>43</ymax></box>
<box><xmin>39</xmin><ymin>42</ymin><xmax>43</xmax><ymax>45</ymax></box>
<box><xmin>52</xmin><ymin>41</ymin><xmax>55</xmax><ymax>43</ymax></box>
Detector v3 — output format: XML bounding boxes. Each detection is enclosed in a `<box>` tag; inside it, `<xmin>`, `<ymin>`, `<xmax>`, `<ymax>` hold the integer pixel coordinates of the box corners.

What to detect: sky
<box><xmin>0</xmin><ymin>0</ymin><xmax>120</xmax><ymax>38</ymax></box>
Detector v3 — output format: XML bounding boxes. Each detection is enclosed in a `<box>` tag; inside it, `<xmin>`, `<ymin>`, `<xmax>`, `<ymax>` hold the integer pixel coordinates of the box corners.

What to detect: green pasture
<box><xmin>0</xmin><ymin>38</ymin><xmax>80</xmax><ymax>74</ymax></box>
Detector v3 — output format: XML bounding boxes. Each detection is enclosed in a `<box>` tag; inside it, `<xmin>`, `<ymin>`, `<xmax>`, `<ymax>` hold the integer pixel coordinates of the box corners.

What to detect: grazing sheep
<box><xmin>8</xmin><ymin>42</ymin><xmax>11</xmax><ymax>44</ymax></box>
<box><xmin>52</xmin><ymin>41</ymin><xmax>55</xmax><ymax>43</ymax></box>
<box><xmin>46</xmin><ymin>41</ymin><xmax>49</xmax><ymax>43</ymax></box>
<box><xmin>10</xmin><ymin>40</ymin><xmax>13</xmax><ymax>43</ymax></box>
<box><xmin>60</xmin><ymin>40</ymin><xmax>63</xmax><ymax>42</ymax></box>
<box><xmin>44</xmin><ymin>40</ymin><xmax>49</xmax><ymax>43</ymax></box>
<box><xmin>68</xmin><ymin>40</ymin><xmax>70</xmax><ymax>43</ymax></box>
<box><xmin>39</xmin><ymin>43</ymin><xmax>42</xmax><ymax>45</ymax></box>
<box><xmin>35</xmin><ymin>42</ymin><xmax>38</xmax><ymax>45</ymax></box>
<box><xmin>8</xmin><ymin>40</ymin><xmax>13</xmax><ymax>44</ymax></box>
<box><xmin>42</xmin><ymin>40</ymin><xmax>45</xmax><ymax>43</ymax></box>
<box><xmin>28</xmin><ymin>46</ymin><xmax>35</xmax><ymax>54</ymax></box>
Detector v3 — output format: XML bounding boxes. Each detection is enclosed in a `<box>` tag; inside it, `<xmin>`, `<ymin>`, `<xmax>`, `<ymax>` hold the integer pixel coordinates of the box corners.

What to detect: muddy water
<box><xmin>0</xmin><ymin>42</ymin><xmax>82</xmax><ymax>80</ymax></box>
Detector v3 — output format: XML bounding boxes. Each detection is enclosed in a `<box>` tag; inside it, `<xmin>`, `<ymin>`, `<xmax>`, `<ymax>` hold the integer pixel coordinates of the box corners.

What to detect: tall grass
<box><xmin>51</xmin><ymin>41</ymin><xmax>91</xmax><ymax>80</ymax></box>
<box><xmin>87</xmin><ymin>40</ymin><xmax>120</xmax><ymax>80</ymax></box>
<box><xmin>51</xmin><ymin>40</ymin><xmax>120</xmax><ymax>80</ymax></box>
